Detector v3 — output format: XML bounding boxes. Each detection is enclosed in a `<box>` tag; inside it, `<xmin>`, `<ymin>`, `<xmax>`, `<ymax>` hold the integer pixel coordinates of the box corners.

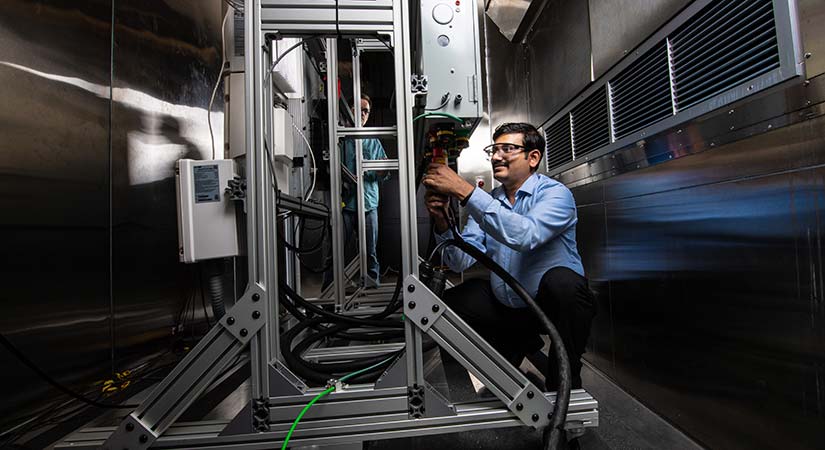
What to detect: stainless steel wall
<box><xmin>0</xmin><ymin>0</ymin><xmax>222</xmax><ymax>430</ymax></box>
<box><xmin>483</xmin><ymin>0</ymin><xmax>825</xmax><ymax>448</ymax></box>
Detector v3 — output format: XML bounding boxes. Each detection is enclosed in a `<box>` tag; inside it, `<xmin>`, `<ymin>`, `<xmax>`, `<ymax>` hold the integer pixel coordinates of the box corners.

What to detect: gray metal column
<box><xmin>352</xmin><ymin>43</ymin><xmax>369</xmax><ymax>288</ymax></box>
<box><xmin>326</xmin><ymin>38</ymin><xmax>347</xmax><ymax>311</ymax></box>
<box><xmin>392</xmin><ymin>0</ymin><xmax>425</xmax><ymax>388</ymax></box>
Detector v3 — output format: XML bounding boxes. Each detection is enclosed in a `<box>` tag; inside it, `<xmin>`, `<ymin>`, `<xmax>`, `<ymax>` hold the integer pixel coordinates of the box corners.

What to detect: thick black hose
<box><xmin>441</xmin><ymin>238</ymin><xmax>571</xmax><ymax>449</ymax></box>
<box><xmin>208</xmin><ymin>271</ymin><xmax>226</xmax><ymax>320</ymax></box>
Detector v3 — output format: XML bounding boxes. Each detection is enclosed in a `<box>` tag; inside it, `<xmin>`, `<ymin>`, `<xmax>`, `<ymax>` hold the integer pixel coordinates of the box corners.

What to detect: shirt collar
<box><xmin>492</xmin><ymin>172</ymin><xmax>541</xmax><ymax>201</ymax></box>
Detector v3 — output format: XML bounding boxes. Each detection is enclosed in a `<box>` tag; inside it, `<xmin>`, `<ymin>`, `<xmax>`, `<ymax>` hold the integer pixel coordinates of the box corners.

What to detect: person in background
<box><xmin>324</xmin><ymin>93</ymin><xmax>389</xmax><ymax>290</ymax></box>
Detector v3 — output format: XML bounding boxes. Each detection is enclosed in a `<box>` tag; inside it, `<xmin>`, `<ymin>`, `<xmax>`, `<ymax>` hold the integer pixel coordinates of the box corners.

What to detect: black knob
<box><xmin>407</xmin><ymin>285</ymin><xmax>416</xmax><ymax>292</ymax></box>
<box><xmin>227</xmin><ymin>317</ymin><xmax>235</xmax><ymax>325</ymax></box>
<box><xmin>432</xmin><ymin>305</ymin><xmax>440</xmax><ymax>312</ymax></box>
<box><xmin>125</xmin><ymin>423</ymin><xmax>134</xmax><ymax>432</ymax></box>
<box><xmin>532</xmin><ymin>413</ymin><xmax>539</xmax><ymax>422</ymax></box>
<box><xmin>252</xmin><ymin>311</ymin><xmax>261</xmax><ymax>319</ymax></box>
<box><xmin>240</xmin><ymin>328</ymin><xmax>248</xmax><ymax>337</ymax></box>
<box><xmin>516</xmin><ymin>403</ymin><xmax>523</xmax><ymax>411</ymax></box>
<box><xmin>252</xmin><ymin>293</ymin><xmax>260</xmax><ymax>302</ymax></box>
<box><xmin>421</xmin><ymin>317</ymin><xmax>429</xmax><ymax>325</ymax></box>
<box><xmin>527</xmin><ymin>391</ymin><xmax>534</xmax><ymax>399</ymax></box>
<box><xmin>139</xmin><ymin>434</ymin><xmax>148</xmax><ymax>443</ymax></box>
<box><xmin>408</xmin><ymin>301</ymin><xmax>416</xmax><ymax>309</ymax></box>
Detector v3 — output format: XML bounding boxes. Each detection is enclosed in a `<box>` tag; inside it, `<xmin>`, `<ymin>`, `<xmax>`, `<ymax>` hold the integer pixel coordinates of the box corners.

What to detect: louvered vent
<box><xmin>570</xmin><ymin>86</ymin><xmax>610</xmax><ymax>157</ymax></box>
<box><xmin>671</xmin><ymin>0</ymin><xmax>780</xmax><ymax>109</ymax></box>
<box><xmin>542</xmin><ymin>0</ymin><xmax>798</xmax><ymax>175</ymax></box>
<box><xmin>611</xmin><ymin>40</ymin><xmax>672</xmax><ymax>139</ymax></box>
<box><xmin>545</xmin><ymin>117</ymin><xmax>573</xmax><ymax>169</ymax></box>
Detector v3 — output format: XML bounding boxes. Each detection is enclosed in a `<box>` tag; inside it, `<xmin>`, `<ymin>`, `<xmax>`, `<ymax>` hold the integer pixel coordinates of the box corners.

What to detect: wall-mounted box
<box><xmin>175</xmin><ymin>159</ymin><xmax>239</xmax><ymax>263</ymax></box>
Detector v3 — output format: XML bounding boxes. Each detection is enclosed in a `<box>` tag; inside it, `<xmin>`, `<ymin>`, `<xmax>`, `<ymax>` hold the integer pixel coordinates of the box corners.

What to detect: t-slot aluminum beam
<box><xmin>57</xmin><ymin>390</ymin><xmax>597</xmax><ymax>449</ymax></box>
<box><xmin>402</xmin><ymin>275</ymin><xmax>555</xmax><ymax>428</ymax></box>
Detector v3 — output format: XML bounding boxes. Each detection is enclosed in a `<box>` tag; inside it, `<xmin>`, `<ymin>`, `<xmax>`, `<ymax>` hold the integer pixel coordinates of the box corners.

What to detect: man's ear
<box><xmin>528</xmin><ymin>149</ymin><xmax>542</xmax><ymax>170</ymax></box>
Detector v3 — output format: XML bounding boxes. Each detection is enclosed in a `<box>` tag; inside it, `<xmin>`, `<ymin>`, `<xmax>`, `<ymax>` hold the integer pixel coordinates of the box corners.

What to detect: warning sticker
<box><xmin>194</xmin><ymin>165</ymin><xmax>221</xmax><ymax>203</ymax></box>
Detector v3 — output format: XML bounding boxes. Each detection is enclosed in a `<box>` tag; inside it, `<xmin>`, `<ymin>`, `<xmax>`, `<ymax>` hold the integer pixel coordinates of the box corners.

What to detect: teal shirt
<box><xmin>342</xmin><ymin>138</ymin><xmax>389</xmax><ymax>212</ymax></box>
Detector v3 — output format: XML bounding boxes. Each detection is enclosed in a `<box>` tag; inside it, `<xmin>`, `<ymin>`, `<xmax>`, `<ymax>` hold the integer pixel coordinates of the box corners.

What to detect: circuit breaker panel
<box><xmin>420</xmin><ymin>0</ymin><xmax>484</xmax><ymax>121</ymax></box>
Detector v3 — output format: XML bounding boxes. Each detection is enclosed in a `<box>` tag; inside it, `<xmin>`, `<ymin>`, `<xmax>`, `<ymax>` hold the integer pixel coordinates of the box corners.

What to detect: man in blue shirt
<box><xmin>324</xmin><ymin>94</ymin><xmax>389</xmax><ymax>290</ymax></box>
<box><xmin>422</xmin><ymin>122</ymin><xmax>595</xmax><ymax>390</ymax></box>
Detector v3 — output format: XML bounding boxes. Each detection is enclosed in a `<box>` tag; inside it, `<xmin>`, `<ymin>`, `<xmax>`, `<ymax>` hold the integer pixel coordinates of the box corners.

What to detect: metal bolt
<box><xmin>421</xmin><ymin>317</ymin><xmax>429</xmax><ymax>325</ymax></box>
<box><xmin>240</xmin><ymin>328</ymin><xmax>248</xmax><ymax>337</ymax></box>
<box><xmin>527</xmin><ymin>391</ymin><xmax>534</xmax><ymax>399</ymax></box>
<box><xmin>804</xmin><ymin>80</ymin><xmax>811</xmax><ymax>86</ymax></box>
<box><xmin>125</xmin><ymin>423</ymin><xmax>134</xmax><ymax>432</ymax></box>
<box><xmin>408</xmin><ymin>301</ymin><xmax>416</xmax><ymax>309</ymax></box>
<box><xmin>139</xmin><ymin>434</ymin><xmax>148</xmax><ymax>443</ymax></box>
<box><xmin>532</xmin><ymin>413</ymin><xmax>539</xmax><ymax>422</ymax></box>
<box><xmin>407</xmin><ymin>284</ymin><xmax>416</xmax><ymax>293</ymax></box>
<box><xmin>227</xmin><ymin>317</ymin><xmax>235</xmax><ymax>325</ymax></box>
<box><xmin>252</xmin><ymin>293</ymin><xmax>260</xmax><ymax>302</ymax></box>
<box><xmin>252</xmin><ymin>311</ymin><xmax>261</xmax><ymax>319</ymax></box>
<box><xmin>516</xmin><ymin>403</ymin><xmax>523</xmax><ymax>411</ymax></box>
<box><xmin>805</xmin><ymin>52</ymin><xmax>812</xmax><ymax>59</ymax></box>
<box><xmin>432</xmin><ymin>305</ymin><xmax>440</xmax><ymax>313</ymax></box>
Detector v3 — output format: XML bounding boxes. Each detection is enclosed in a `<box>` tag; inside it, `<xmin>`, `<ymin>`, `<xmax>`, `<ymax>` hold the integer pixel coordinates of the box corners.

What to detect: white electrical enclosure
<box><xmin>176</xmin><ymin>159</ymin><xmax>239</xmax><ymax>263</ymax></box>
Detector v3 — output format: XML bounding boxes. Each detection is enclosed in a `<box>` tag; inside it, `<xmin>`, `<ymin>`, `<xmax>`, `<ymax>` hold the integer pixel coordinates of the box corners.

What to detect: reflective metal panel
<box><xmin>525</xmin><ymin>0</ymin><xmax>590</xmax><ymax>125</ymax></box>
<box><xmin>576</xmin><ymin>102</ymin><xmax>825</xmax><ymax>450</ymax></box>
<box><xmin>0</xmin><ymin>0</ymin><xmax>112</xmax><ymax>429</ymax></box>
<box><xmin>588</xmin><ymin>0</ymin><xmax>690</xmax><ymax>79</ymax></box>
<box><xmin>799</xmin><ymin>0</ymin><xmax>825</xmax><ymax>78</ymax></box>
<box><xmin>483</xmin><ymin>13</ymin><xmax>529</xmax><ymax>126</ymax></box>
<box><xmin>111</xmin><ymin>0</ymin><xmax>222</xmax><ymax>366</ymax></box>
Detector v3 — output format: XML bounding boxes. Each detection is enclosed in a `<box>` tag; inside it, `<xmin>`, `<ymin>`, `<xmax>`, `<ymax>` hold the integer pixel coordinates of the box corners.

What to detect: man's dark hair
<box><xmin>492</xmin><ymin>122</ymin><xmax>545</xmax><ymax>172</ymax></box>
<box><xmin>360</xmin><ymin>93</ymin><xmax>372</xmax><ymax>109</ymax></box>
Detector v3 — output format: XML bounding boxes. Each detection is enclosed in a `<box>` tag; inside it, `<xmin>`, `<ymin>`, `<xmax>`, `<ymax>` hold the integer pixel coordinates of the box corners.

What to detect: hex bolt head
<box><xmin>125</xmin><ymin>423</ymin><xmax>134</xmax><ymax>432</ymax></box>
<box><xmin>408</xmin><ymin>301</ymin><xmax>416</xmax><ymax>309</ymax></box>
<box><xmin>532</xmin><ymin>413</ymin><xmax>539</xmax><ymax>422</ymax></box>
<box><xmin>252</xmin><ymin>293</ymin><xmax>260</xmax><ymax>302</ymax></box>
<box><xmin>527</xmin><ymin>391</ymin><xmax>534</xmax><ymax>399</ymax></box>
<box><xmin>516</xmin><ymin>403</ymin><xmax>523</xmax><ymax>411</ymax></box>
<box><xmin>240</xmin><ymin>328</ymin><xmax>249</xmax><ymax>337</ymax></box>
<box><xmin>421</xmin><ymin>317</ymin><xmax>429</xmax><ymax>325</ymax></box>
<box><xmin>252</xmin><ymin>311</ymin><xmax>261</xmax><ymax>320</ymax></box>
<box><xmin>227</xmin><ymin>317</ymin><xmax>235</xmax><ymax>325</ymax></box>
<box><xmin>407</xmin><ymin>284</ymin><xmax>416</xmax><ymax>293</ymax></box>
<box><xmin>139</xmin><ymin>434</ymin><xmax>148</xmax><ymax>443</ymax></box>
<box><xmin>431</xmin><ymin>304</ymin><xmax>440</xmax><ymax>312</ymax></box>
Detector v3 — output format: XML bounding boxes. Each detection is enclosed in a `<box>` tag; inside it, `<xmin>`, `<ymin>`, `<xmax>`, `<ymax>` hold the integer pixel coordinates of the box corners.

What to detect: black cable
<box><xmin>436</xmin><ymin>236</ymin><xmax>572</xmax><ymax>449</ymax></box>
<box><xmin>425</xmin><ymin>92</ymin><xmax>450</xmax><ymax>111</ymax></box>
<box><xmin>281</xmin><ymin>283</ymin><xmax>404</xmax><ymax>328</ymax></box>
<box><xmin>0</xmin><ymin>334</ymin><xmax>139</xmax><ymax>410</ymax></box>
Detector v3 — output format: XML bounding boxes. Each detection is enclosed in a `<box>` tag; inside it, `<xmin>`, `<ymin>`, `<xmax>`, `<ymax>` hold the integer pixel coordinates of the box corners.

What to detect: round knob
<box><xmin>432</xmin><ymin>3</ymin><xmax>454</xmax><ymax>25</ymax></box>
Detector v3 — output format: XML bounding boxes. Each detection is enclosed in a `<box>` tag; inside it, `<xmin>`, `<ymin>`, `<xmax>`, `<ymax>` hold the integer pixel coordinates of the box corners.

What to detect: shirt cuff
<box><xmin>465</xmin><ymin>187</ymin><xmax>496</xmax><ymax>223</ymax></box>
<box><xmin>434</xmin><ymin>228</ymin><xmax>454</xmax><ymax>243</ymax></box>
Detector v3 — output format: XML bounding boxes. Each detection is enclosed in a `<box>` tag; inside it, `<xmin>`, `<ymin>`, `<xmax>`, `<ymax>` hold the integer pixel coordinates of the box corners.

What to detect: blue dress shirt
<box><xmin>436</xmin><ymin>172</ymin><xmax>584</xmax><ymax>308</ymax></box>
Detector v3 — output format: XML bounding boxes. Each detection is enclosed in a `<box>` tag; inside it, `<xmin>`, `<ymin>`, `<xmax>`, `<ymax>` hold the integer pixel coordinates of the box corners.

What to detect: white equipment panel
<box><xmin>175</xmin><ymin>159</ymin><xmax>239</xmax><ymax>263</ymax></box>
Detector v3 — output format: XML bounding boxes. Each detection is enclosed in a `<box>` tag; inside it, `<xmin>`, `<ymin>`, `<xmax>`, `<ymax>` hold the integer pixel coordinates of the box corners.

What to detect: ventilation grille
<box><xmin>611</xmin><ymin>41</ymin><xmax>672</xmax><ymax>139</ymax></box>
<box><xmin>571</xmin><ymin>86</ymin><xmax>610</xmax><ymax>157</ymax></box>
<box><xmin>542</xmin><ymin>0</ymin><xmax>794</xmax><ymax>174</ymax></box>
<box><xmin>671</xmin><ymin>0</ymin><xmax>779</xmax><ymax>109</ymax></box>
<box><xmin>545</xmin><ymin>118</ymin><xmax>573</xmax><ymax>169</ymax></box>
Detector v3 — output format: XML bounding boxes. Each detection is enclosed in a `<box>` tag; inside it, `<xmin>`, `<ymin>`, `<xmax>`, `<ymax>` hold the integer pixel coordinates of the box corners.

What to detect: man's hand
<box><xmin>425</xmin><ymin>190</ymin><xmax>450</xmax><ymax>234</ymax></box>
<box><xmin>422</xmin><ymin>163</ymin><xmax>475</xmax><ymax>201</ymax></box>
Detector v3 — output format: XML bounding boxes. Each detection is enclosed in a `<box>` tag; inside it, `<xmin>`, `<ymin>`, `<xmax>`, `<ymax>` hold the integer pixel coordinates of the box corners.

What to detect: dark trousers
<box><xmin>442</xmin><ymin>267</ymin><xmax>596</xmax><ymax>389</ymax></box>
